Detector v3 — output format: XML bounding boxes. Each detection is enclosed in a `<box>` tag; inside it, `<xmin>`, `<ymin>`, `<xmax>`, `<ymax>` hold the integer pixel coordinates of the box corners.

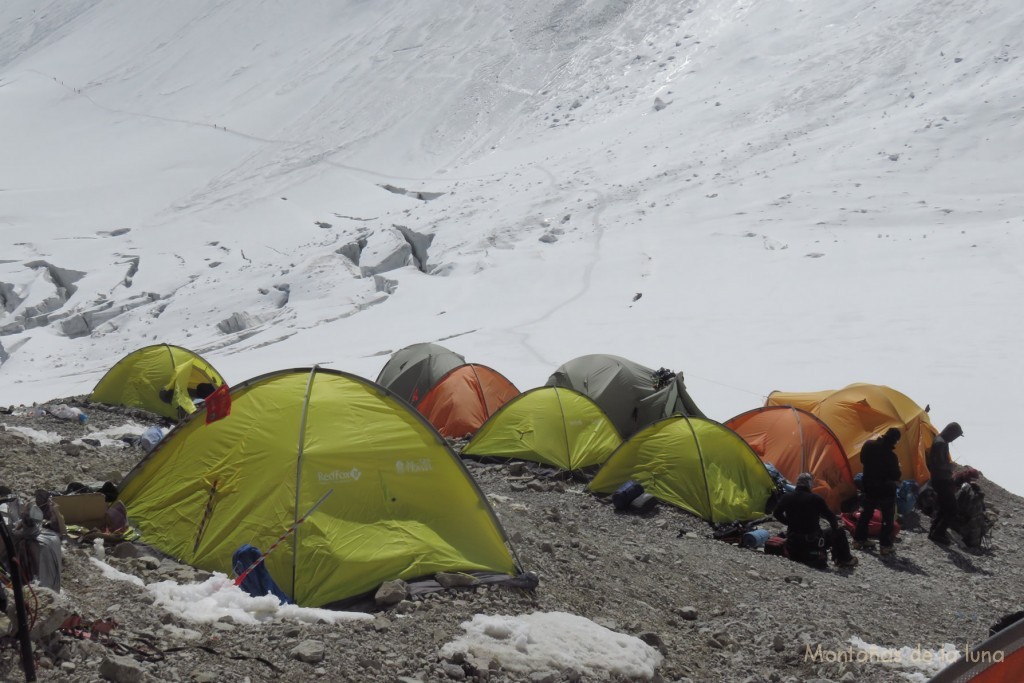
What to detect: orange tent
<box><xmin>725</xmin><ymin>406</ymin><xmax>855</xmax><ymax>512</ymax></box>
<box><xmin>417</xmin><ymin>364</ymin><xmax>520</xmax><ymax>438</ymax></box>
<box><xmin>927</xmin><ymin>615</ymin><xmax>1024</xmax><ymax>682</ymax></box>
<box><xmin>766</xmin><ymin>383</ymin><xmax>937</xmax><ymax>485</ymax></box>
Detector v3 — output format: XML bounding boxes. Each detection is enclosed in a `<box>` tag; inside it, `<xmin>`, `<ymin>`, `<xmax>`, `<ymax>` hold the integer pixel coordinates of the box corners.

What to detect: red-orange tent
<box><xmin>417</xmin><ymin>364</ymin><xmax>520</xmax><ymax>438</ymax></box>
<box><xmin>927</xmin><ymin>615</ymin><xmax>1024</xmax><ymax>682</ymax></box>
<box><xmin>725</xmin><ymin>406</ymin><xmax>856</xmax><ymax>512</ymax></box>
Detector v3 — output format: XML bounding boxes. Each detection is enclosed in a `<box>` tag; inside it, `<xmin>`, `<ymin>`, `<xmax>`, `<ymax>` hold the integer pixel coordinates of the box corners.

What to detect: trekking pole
<box><xmin>0</xmin><ymin>504</ymin><xmax>36</xmax><ymax>682</ymax></box>
<box><xmin>233</xmin><ymin>489</ymin><xmax>333</xmax><ymax>587</ymax></box>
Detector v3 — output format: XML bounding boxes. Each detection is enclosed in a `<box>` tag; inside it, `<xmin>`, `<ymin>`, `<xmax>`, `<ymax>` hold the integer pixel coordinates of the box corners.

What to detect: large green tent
<box><xmin>546</xmin><ymin>354</ymin><xmax>704</xmax><ymax>438</ymax></box>
<box><xmin>588</xmin><ymin>416</ymin><xmax>776</xmax><ymax>523</ymax></box>
<box><xmin>90</xmin><ymin>343</ymin><xmax>225</xmax><ymax>420</ymax></box>
<box><xmin>376</xmin><ymin>342</ymin><xmax>466</xmax><ymax>406</ymax></box>
<box><xmin>462</xmin><ymin>387</ymin><xmax>621</xmax><ymax>471</ymax></box>
<box><xmin>119</xmin><ymin>366</ymin><xmax>520</xmax><ymax>608</ymax></box>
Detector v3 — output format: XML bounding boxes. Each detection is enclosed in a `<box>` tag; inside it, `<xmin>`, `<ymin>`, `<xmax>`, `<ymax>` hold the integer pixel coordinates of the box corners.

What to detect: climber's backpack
<box><xmin>954</xmin><ymin>482</ymin><xmax>995</xmax><ymax>547</ymax></box>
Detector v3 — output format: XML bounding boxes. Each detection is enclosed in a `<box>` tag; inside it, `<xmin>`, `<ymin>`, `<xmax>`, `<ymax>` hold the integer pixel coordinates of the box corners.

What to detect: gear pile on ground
<box><xmin>1</xmin><ymin>397</ymin><xmax>1023</xmax><ymax>683</ymax></box>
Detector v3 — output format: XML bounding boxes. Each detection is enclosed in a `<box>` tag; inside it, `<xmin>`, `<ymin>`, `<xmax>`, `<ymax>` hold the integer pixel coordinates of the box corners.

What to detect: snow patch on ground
<box><xmin>146</xmin><ymin>573</ymin><xmax>373</xmax><ymax>625</ymax></box>
<box><xmin>441</xmin><ymin>611</ymin><xmax>663</xmax><ymax>679</ymax></box>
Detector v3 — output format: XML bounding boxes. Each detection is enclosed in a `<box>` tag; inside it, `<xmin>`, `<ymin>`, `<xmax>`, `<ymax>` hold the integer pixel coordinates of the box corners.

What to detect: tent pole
<box><xmin>792</xmin><ymin>407</ymin><xmax>808</xmax><ymax>474</ymax></box>
<box><xmin>291</xmin><ymin>366</ymin><xmax>318</xmax><ymax>601</ymax></box>
<box><xmin>684</xmin><ymin>416</ymin><xmax>715</xmax><ymax>524</ymax></box>
<box><xmin>553</xmin><ymin>388</ymin><xmax>572</xmax><ymax>468</ymax></box>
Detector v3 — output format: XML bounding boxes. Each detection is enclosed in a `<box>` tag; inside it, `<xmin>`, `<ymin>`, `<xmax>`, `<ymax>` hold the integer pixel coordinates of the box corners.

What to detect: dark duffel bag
<box><xmin>630</xmin><ymin>493</ymin><xmax>658</xmax><ymax>513</ymax></box>
<box><xmin>612</xmin><ymin>480</ymin><xmax>645</xmax><ymax>510</ymax></box>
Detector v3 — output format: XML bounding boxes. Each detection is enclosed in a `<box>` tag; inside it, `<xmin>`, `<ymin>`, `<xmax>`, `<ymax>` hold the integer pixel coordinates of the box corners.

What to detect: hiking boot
<box><xmin>879</xmin><ymin>546</ymin><xmax>895</xmax><ymax>556</ymax></box>
<box><xmin>929</xmin><ymin>532</ymin><xmax>952</xmax><ymax>546</ymax></box>
<box><xmin>835</xmin><ymin>556</ymin><xmax>859</xmax><ymax>568</ymax></box>
<box><xmin>852</xmin><ymin>540</ymin><xmax>875</xmax><ymax>551</ymax></box>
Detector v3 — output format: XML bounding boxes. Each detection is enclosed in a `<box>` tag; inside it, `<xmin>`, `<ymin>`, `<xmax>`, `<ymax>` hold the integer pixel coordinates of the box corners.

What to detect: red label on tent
<box><xmin>205</xmin><ymin>384</ymin><xmax>232</xmax><ymax>424</ymax></box>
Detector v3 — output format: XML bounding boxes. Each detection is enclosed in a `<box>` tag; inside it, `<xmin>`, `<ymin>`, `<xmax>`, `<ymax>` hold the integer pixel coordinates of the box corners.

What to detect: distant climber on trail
<box><xmin>853</xmin><ymin>428</ymin><xmax>902</xmax><ymax>555</ymax></box>
<box><xmin>927</xmin><ymin>421</ymin><xmax>965</xmax><ymax>546</ymax></box>
<box><xmin>773</xmin><ymin>472</ymin><xmax>858</xmax><ymax>569</ymax></box>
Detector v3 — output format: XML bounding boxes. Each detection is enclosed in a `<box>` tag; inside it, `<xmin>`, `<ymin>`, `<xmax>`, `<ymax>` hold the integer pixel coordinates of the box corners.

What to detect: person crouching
<box><xmin>774</xmin><ymin>472</ymin><xmax>858</xmax><ymax>569</ymax></box>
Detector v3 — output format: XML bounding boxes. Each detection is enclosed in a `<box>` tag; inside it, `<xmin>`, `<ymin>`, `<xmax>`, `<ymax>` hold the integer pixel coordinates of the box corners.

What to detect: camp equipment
<box><xmin>546</xmin><ymin>354</ymin><xmax>704</xmax><ymax>438</ymax></box>
<box><xmin>415</xmin><ymin>364</ymin><xmax>519</xmax><ymax>438</ymax></box>
<box><xmin>725</xmin><ymin>405</ymin><xmax>855</xmax><ymax>512</ymax></box>
<box><xmin>461</xmin><ymin>387</ymin><xmax>621</xmax><ymax>471</ymax></box>
<box><xmin>376</xmin><ymin>342</ymin><xmax>465</xmax><ymax>406</ymax></box>
<box><xmin>90</xmin><ymin>343</ymin><xmax>226</xmax><ymax>420</ymax></box>
<box><xmin>588</xmin><ymin>416</ymin><xmax>776</xmax><ymax>524</ymax></box>
<box><xmin>119</xmin><ymin>366</ymin><xmax>520</xmax><ymax>607</ymax></box>
<box><xmin>766</xmin><ymin>383</ymin><xmax>937</xmax><ymax>485</ymax></box>
<box><xmin>927</xmin><ymin>613</ymin><xmax>1024</xmax><ymax>682</ymax></box>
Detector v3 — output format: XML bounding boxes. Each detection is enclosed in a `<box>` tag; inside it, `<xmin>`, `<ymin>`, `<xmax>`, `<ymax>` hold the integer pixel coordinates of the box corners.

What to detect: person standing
<box><xmin>853</xmin><ymin>427</ymin><xmax>902</xmax><ymax>555</ymax></box>
<box><xmin>774</xmin><ymin>472</ymin><xmax>858</xmax><ymax>568</ymax></box>
<box><xmin>927</xmin><ymin>422</ymin><xmax>965</xmax><ymax>545</ymax></box>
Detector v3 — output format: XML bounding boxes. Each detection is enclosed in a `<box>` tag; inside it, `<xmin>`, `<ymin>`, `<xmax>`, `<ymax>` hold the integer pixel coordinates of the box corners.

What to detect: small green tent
<box><xmin>462</xmin><ymin>387</ymin><xmax>621</xmax><ymax>471</ymax></box>
<box><xmin>376</xmin><ymin>342</ymin><xmax>466</xmax><ymax>406</ymax></box>
<box><xmin>546</xmin><ymin>354</ymin><xmax>704</xmax><ymax>438</ymax></box>
<box><xmin>119</xmin><ymin>366</ymin><xmax>520</xmax><ymax>608</ymax></box>
<box><xmin>588</xmin><ymin>416</ymin><xmax>776</xmax><ymax>523</ymax></box>
<box><xmin>90</xmin><ymin>343</ymin><xmax>225</xmax><ymax>420</ymax></box>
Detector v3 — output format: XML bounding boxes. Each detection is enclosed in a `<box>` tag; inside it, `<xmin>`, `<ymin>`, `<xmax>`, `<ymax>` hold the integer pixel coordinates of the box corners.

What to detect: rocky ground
<box><xmin>1</xmin><ymin>397</ymin><xmax>1022</xmax><ymax>683</ymax></box>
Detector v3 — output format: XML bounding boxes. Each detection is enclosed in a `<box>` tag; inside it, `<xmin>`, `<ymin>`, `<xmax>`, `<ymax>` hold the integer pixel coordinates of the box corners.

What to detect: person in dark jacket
<box><xmin>853</xmin><ymin>427</ymin><xmax>902</xmax><ymax>554</ymax></box>
<box><xmin>927</xmin><ymin>422</ymin><xmax>964</xmax><ymax>545</ymax></box>
<box><xmin>774</xmin><ymin>473</ymin><xmax>857</xmax><ymax>568</ymax></box>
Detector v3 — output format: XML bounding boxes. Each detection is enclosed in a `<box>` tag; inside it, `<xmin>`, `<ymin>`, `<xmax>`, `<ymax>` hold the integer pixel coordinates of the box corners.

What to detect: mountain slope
<box><xmin>1</xmin><ymin>0</ymin><xmax>1022</xmax><ymax>492</ymax></box>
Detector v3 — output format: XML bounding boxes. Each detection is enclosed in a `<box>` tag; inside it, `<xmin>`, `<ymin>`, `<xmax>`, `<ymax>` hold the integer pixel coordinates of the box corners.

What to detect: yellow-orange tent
<box><xmin>766</xmin><ymin>383</ymin><xmax>937</xmax><ymax>485</ymax></box>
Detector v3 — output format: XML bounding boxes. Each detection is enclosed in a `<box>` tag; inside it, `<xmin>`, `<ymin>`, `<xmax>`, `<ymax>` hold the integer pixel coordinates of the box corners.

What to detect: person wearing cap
<box><xmin>853</xmin><ymin>427</ymin><xmax>902</xmax><ymax>555</ymax></box>
<box><xmin>927</xmin><ymin>422</ymin><xmax>965</xmax><ymax>545</ymax></box>
<box><xmin>773</xmin><ymin>472</ymin><xmax>858</xmax><ymax>569</ymax></box>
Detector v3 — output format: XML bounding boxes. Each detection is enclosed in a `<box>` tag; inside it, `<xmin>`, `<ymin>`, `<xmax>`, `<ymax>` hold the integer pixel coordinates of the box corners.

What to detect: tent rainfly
<box><xmin>725</xmin><ymin>405</ymin><xmax>856</xmax><ymax>512</ymax></box>
<box><xmin>376</xmin><ymin>342</ymin><xmax>466</xmax><ymax>406</ymax></box>
<box><xmin>89</xmin><ymin>343</ymin><xmax>225</xmax><ymax>420</ymax></box>
<box><xmin>416</xmin><ymin>364</ymin><xmax>520</xmax><ymax>438</ymax></box>
<box><xmin>926</xmin><ymin>614</ymin><xmax>1024</xmax><ymax>682</ymax></box>
<box><xmin>118</xmin><ymin>367</ymin><xmax>521</xmax><ymax>608</ymax></box>
<box><xmin>588</xmin><ymin>415</ymin><xmax>776</xmax><ymax>524</ymax></box>
<box><xmin>766</xmin><ymin>383</ymin><xmax>938</xmax><ymax>485</ymax></box>
<box><xmin>462</xmin><ymin>387</ymin><xmax>622</xmax><ymax>471</ymax></box>
<box><xmin>546</xmin><ymin>354</ymin><xmax>704</xmax><ymax>438</ymax></box>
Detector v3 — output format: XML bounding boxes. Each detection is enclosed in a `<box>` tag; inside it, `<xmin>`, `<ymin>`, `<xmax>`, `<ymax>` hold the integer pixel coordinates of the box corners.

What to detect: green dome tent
<box><xmin>462</xmin><ymin>387</ymin><xmax>622</xmax><ymax>471</ymax></box>
<box><xmin>588</xmin><ymin>416</ymin><xmax>776</xmax><ymax>523</ymax></box>
<box><xmin>90</xmin><ymin>343</ymin><xmax>226</xmax><ymax>420</ymax></box>
<box><xmin>376</xmin><ymin>342</ymin><xmax>466</xmax><ymax>406</ymax></box>
<box><xmin>119</xmin><ymin>366</ymin><xmax>520</xmax><ymax>608</ymax></box>
<box><xmin>546</xmin><ymin>354</ymin><xmax>704</xmax><ymax>438</ymax></box>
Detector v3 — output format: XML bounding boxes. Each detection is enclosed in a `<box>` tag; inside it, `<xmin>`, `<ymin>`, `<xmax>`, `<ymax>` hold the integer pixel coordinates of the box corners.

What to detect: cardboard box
<box><xmin>51</xmin><ymin>493</ymin><xmax>108</xmax><ymax>529</ymax></box>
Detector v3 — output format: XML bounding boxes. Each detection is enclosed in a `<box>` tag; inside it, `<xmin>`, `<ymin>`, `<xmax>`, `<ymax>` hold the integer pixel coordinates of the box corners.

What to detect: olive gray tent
<box><xmin>376</xmin><ymin>343</ymin><xmax>466</xmax><ymax>406</ymax></box>
<box><xmin>546</xmin><ymin>354</ymin><xmax>704</xmax><ymax>438</ymax></box>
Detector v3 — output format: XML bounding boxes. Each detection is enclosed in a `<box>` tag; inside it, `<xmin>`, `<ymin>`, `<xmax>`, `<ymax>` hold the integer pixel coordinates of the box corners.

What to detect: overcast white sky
<box><xmin>2</xmin><ymin>0</ymin><xmax>1022</xmax><ymax>495</ymax></box>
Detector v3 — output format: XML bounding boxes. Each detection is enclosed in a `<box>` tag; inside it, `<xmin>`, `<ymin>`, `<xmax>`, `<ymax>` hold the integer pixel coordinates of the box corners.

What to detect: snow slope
<box><xmin>1</xmin><ymin>0</ymin><xmax>1022</xmax><ymax>492</ymax></box>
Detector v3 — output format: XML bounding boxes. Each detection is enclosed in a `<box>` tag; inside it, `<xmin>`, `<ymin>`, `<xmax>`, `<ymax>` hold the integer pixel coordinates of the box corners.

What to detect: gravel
<box><xmin>1</xmin><ymin>397</ymin><xmax>1021</xmax><ymax>682</ymax></box>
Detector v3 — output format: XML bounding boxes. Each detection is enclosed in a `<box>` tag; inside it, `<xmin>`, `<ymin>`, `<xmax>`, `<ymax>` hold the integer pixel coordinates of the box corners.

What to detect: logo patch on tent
<box><xmin>396</xmin><ymin>458</ymin><xmax>433</xmax><ymax>474</ymax></box>
<box><xmin>205</xmin><ymin>384</ymin><xmax>232</xmax><ymax>424</ymax></box>
<box><xmin>317</xmin><ymin>468</ymin><xmax>361</xmax><ymax>483</ymax></box>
